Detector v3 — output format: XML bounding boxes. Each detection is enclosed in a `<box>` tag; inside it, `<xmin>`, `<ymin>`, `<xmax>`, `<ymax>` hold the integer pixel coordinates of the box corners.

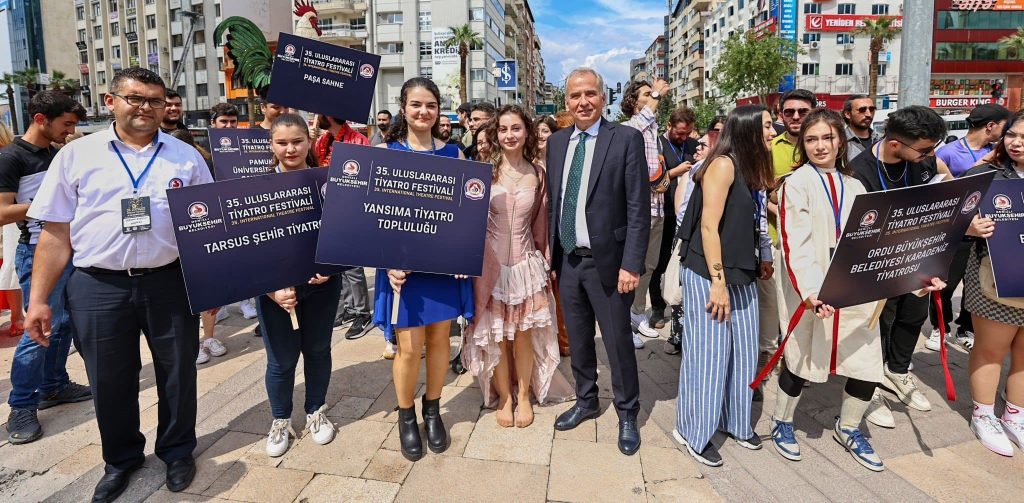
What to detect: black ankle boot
<box><xmin>421</xmin><ymin>395</ymin><xmax>449</xmax><ymax>453</ymax></box>
<box><xmin>397</xmin><ymin>406</ymin><xmax>423</xmax><ymax>461</ymax></box>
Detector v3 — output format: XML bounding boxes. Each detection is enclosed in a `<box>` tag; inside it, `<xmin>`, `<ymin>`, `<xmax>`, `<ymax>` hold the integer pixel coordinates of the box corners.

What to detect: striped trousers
<box><xmin>676</xmin><ymin>266</ymin><xmax>759</xmax><ymax>451</ymax></box>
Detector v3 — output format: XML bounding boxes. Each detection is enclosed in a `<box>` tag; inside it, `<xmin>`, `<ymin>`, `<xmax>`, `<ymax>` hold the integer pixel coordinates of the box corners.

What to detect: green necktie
<box><xmin>560</xmin><ymin>132</ymin><xmax>589</xmax><ymax>251</ymax></box>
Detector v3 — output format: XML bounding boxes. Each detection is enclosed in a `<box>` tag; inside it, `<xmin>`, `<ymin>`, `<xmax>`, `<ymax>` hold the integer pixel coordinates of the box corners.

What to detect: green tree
<box><xmin>691</xmin><ymin>98</ymin><xmax>722</xmax><ymax>133</ymax></box>
<box><xmin>853</xmin><ymin>17</ymin><xmax>901</xmax><ymax>100</ymax></box>
<box><xmin>656</xmin><ymin>90</ymin><xmax>675</xmax><ymax>131</ymax></box>
<box><xmin>49</xmin><ymin>70</ymin><xmax>81</xmax><ymax>95</ymax></box>
<box><xmin>711</xmin><ymin>32</ymin><xmax>801</xmax><ymax>105</ymax></box>
<box><xmin>999</xmin><ymin>27</ymin><xmax>1024</xmax><ymax>57</ymax></box>
<box><xmin>443</xmin><ymin>24</ymin><xmax>482</xmax><ymax>104</ymax></box>
<box><xmin>550</xmin><ymin>84</ymin><xmax>566</xmax><ymax>112</ymax></box>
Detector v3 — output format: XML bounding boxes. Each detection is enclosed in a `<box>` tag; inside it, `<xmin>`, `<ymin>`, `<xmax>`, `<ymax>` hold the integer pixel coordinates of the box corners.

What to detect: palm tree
<box><xmin>443</xmin><ymin>24</ymin><xmax>482</xmax><ymax>104</ymax></box>
<box><xmin>1</xmin><ymin>73</ymin><xmax>19</xmax><ymax>135</ymax></box>
<box><xmin>49</xmin><ymin>70</ymin><xmax>81</xmax><ymax>96</ymax></box>
<box><xmin>853</xmin><ymin>17</ymin><xmax>901</xmax><ymax>100</ymax></box>
<box><xmin>999</xmin><ymin>27</ymin><xmax>1024</xmax><ymax>59</ymax></box>
<box><xmin>13</xmin><ymin>68</ymin><xmax>41</xmax><ymax>101</ymax></box>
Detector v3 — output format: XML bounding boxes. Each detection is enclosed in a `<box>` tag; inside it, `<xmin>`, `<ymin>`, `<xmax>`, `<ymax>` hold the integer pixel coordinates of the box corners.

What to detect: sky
<box><xmin>532</xmin><ymin>0</ymin><xmax>668</xmax><ymax>96</ymax></box>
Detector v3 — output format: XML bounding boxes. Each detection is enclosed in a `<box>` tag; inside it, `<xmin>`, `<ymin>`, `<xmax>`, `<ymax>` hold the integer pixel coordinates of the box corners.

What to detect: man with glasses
<box><xmin>849</xmin><ymin>106</ymin><xmax>952</xmax><ymax>429</ymax></box>
<box><xmin>24</xmin><ymin>68</ymin><xmax>212</xmax><ymax>500</ymax></box>
<box><xmin>843</xmin><ymin>94</ymin><xmax>880</xmax><ymax>161</ymax></box>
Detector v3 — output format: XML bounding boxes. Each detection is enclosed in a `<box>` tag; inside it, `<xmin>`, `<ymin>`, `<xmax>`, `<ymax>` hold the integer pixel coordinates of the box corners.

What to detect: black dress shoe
<box><xmin>165</xmin><ymin>457</ymin><xmax>196</xmax><ymax>492</ymax></box>
<box><xmin>618</xmin><ymin>419</ymin><xmax>642</xmax><ymax>455</ymax></box>
<box><xmin>554</xmin><ymin>404</ymin><xmax>599</xmax><ymax>431</ymax></box>
<box><xmin>92</xmin><ymin>462</ymin><xmax>143</xmax><ymax>502</ymax></box>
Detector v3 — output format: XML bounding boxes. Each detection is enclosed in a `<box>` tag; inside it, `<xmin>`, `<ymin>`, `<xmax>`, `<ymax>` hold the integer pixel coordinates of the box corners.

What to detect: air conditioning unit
<box><xmin>809</xmin><ymin>41</ymin><xmax>820</xmax><ymax>50</ymax></box>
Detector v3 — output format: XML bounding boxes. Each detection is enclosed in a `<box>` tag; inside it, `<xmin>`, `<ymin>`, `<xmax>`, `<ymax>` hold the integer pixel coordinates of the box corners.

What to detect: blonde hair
<box><xmin>0</xmin><ymin>122</ymin><xmax>12</xmax><ymax>148</ymax></box>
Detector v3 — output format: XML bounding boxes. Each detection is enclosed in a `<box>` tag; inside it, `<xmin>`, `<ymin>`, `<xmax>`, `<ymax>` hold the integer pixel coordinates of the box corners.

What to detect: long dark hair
<box><xmin>269</xmin><ymin>113</ymin><xmax>318</xmax><ymax>168</ymax></box>
<box><xmin>794</xmin><ymin>108</ymin><xmax>851</xmax><ymax>175</ymax></box>
<box><xmin>486</xmin><ymin>105</ymin><xmax>539</xmax><ymax>177</ymax></box>
<box><xmin>992</xmin><ymin>110</ymin><xmax>1024</xmax><ymax>169</ymax></box>
<box><xmin>384</xmin><ymin>77</ymin><xmax>443</xmax><ymax>144</ymax></box>
<box><xmin>694</xmin><ymin>104</ymin><xmax>773</xmax><ymax>190</ymax></box>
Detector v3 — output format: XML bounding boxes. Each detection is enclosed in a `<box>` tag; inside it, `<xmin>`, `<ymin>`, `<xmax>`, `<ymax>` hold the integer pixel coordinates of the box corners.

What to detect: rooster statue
<box><xmin>213</xmin><ymin>0</ymin><xmax>322</xmax><ymax>97</ymax></box>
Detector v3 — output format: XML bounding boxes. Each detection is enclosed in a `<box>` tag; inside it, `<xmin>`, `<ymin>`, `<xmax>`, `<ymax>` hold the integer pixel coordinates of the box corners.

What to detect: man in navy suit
<box><xmin>547</xmin><ymin>67</ymin><xmax>650</xmax><ymax>455</ymax></box>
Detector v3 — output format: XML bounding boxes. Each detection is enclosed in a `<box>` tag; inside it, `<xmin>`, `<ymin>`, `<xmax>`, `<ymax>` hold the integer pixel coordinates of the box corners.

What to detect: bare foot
<box><xmin>514</xmin><ymin>397</ymin><xmax>534</xmax><ymax>428</ymax></box>
<box><xmin>496</xmin><ymin>396</ymin><xmax>514</xmax><ymax>428</ymax></box>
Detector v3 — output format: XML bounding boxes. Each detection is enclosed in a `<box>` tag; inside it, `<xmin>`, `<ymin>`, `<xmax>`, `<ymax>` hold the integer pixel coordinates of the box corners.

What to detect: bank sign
<box><xmin>805</xmin><ymin>15</ymin><xmax>904</xmax><ymax>32</ymax></box>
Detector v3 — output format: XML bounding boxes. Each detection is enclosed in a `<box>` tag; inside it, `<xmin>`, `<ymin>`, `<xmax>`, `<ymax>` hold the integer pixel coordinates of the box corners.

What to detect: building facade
<box><xmin>667</xmin><ymin>0</ymin><xmax>715</xmax><ymax>107</ymax></box>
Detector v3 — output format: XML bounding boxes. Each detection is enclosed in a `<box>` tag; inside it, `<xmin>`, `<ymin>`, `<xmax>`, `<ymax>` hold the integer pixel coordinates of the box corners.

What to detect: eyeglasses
<box><xmin>856</xmin><ymin>106</ymin><xmax>877</xmax><ymax>113</ymax></box>
<box><xmin>110</xmin><ymin>93</ymin><xmax>167</xmax><ymax>109</ymax></box>
<box><xmin>782</xmin><ymin>108</ymin><xmax>811</xmax><ymax>118</ymax></box>
<box><xmin>896</xmin><ymin>138</ymin><xmax>942</xmax><ymax>156</ymax></box>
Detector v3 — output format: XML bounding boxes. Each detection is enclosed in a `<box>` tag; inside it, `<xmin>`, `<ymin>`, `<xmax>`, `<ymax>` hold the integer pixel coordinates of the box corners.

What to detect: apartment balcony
<box><xmin>169</xmin><ymin>0</ymin><xmax>181</xmax><ymax>10</ymax></box>
<box><xmin>321</xmin><ymin>28</ymin><xmax>368</xmax><ymax>44</ymax></box>
<box><xmin>193</xmin><ymin>43</ymin><xmax>205</xmax><ymax>58</ymax></box>
<box><xmin>379</xmin><ymin>54</ymin><xmax>403</xmax><ymax>68</ymax></box>
<box><xmin>172</xmin><ymin>46</ymin><xmax>184</xmax><ymax>61</ymax></box>
<box><xmin>195</xmin><ymin>71</ymin><xmax>207</xmax><ymax>84</ymax></box>
<box><xmin>171</xmin><ymin>21</ymin><xmax>182</xmax><ymax>36</ymax></box>
<box><xmin>312</xmin><ymin>0</ymin><xmax>367</xmax><ymax>14</ymax></box>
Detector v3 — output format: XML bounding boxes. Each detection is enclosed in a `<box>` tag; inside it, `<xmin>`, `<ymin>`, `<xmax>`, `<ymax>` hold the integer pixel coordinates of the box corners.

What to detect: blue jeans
<box><xmin>7</xmin><ymin>243</ymin><xmax>75</xmax><ymax>409</ymax></box>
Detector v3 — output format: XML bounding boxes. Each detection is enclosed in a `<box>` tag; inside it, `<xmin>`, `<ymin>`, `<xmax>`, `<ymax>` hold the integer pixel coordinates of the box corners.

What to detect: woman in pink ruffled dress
<box><xmin>464</xmin><ymin>105</ymin><xmax>574</xmax><ymax>428</ymax></box>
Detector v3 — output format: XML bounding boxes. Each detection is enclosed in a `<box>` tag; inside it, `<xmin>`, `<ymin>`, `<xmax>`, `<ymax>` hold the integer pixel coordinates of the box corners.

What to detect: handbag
<box><xmin>978</xmin><ymin>253</ymin><xmax>1024</xmax><ymax>309</ymax></box>
<box><xmin>662</xmin><ymin>239</ymin><xmax>683</xmax><ymax>306</ymax></box>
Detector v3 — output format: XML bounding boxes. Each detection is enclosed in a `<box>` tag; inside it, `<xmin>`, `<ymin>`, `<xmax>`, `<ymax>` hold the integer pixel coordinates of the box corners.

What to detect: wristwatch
<box><xmin>650</xmin><ymin>91</ymin><xmax>661</xmax><ymax>100</ymax></box>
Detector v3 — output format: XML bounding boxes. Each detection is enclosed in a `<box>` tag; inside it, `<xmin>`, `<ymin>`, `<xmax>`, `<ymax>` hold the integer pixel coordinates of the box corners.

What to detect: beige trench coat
<box><xmin>777</xmin><ymin>164</ymin><xmax>883</xmax><ymax>383</ymax></box>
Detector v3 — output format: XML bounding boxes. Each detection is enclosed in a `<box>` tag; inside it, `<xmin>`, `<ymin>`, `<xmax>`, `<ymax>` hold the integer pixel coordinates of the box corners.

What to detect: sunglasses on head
<box><xmin>782</xmin><ymin>108</ymin><xmax>811</xmax><ymax>118</ymax></box>
<box><xmin>856</xmin><ymin>106</ymin><xmax>877</xmax><ymax>113</ymax></box>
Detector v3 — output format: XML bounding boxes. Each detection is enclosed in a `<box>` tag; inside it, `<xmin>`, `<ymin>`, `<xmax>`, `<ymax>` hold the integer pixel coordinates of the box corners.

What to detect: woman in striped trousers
<box><xmin>672</xmin><ymin>105</ymin><xmax>777</xmax><ymax>467</ymax></box>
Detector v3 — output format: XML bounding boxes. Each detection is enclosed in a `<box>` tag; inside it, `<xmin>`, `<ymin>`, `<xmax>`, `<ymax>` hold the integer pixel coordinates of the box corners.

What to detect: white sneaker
<box><xmin>955</xmin><ymin>331</ymin><xmax>975</xmax><ymax>351</ymax></box>
<box><xmin>883</xmin><ymin>367</ymin><xmax>932</xmax><ymax>412</ymax></box>
<box><xmin>195</xmin><ymin>347</ymin><xmax>210</xmax><ymax>365</ymax></box>
<box><xmin>266</xmin><ymin>418</ymin><xmax>295</xmax><ymax>457</ymax></box>
<box><xmin>382</xmin><ymin>341</ymin><xmax>396</xmax><ymax>360</ymax></box>
<box><xmin>971</xmin><ymin>414</ymin><xmax>1014</xmax><ymax>457</ymax></box>
<box><xmin>240</xmin><ymin>298</ymin><xmax>258</xmax><ymax>320</ymax></box>
<box><xmin>865</xmin><ymin>391</ymin><xmax>895</xmax><ymax>429</ymax></box>
<box><xmin>924</xmin><ymin>329</ymin><xmax>944</xmax><ymax>352</ymax></box>
<box><xmin>1000</xmin><ymin>418</ymin><xmax>1024</xmax><ymax>453</ymax></box>
<box><xmin>305</xmin><ymin>405</ymin><xmax>336</xmax><ymax>445</ymax></box>
<box><xmin>202</xmin><ymin>338</ymin><xmax>228</xmax><ymax>357</ymax></box>
<box><xmin>632</xmin><ymin>333</ymin><xmax>645</xmax><ymax>349</ymax></box>
<box><xmin>631</xmin><ymin>311</ymin><xmax>659</xmax><ymax>338</ymax></box>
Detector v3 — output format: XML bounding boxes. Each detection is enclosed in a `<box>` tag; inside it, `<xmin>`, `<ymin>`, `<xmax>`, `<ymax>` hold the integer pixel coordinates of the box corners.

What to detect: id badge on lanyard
<box><xmin>112</xmin><ymin>141</ymin><xmax>163</xmax><ymax>234</ymax></box>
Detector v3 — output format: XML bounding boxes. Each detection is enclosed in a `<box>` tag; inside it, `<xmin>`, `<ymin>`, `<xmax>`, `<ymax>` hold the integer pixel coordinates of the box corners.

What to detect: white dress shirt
<box><xmin>27</xmin><ymin>124</ymin><xmax>213</xmax><ymax>269</ymax></box>
<box><xmin>559</xmin><ymin>120</ymin><xmax>601</xmax><ymax>249</ymax></box>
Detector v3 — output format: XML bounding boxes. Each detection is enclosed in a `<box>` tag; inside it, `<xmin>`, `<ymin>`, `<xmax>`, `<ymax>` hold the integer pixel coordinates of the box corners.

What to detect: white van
<box><xmin>871</xmin><ymin>111</ymin><xmax>969</xmax><ymax>144</ymax></box>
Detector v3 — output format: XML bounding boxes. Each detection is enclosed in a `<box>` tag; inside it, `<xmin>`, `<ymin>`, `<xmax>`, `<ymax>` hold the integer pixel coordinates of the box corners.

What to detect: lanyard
<box><xmin>752</xmin><ymin>189</ymin><xmax>763</xmax><ymax>233</ymax></box>
<box><xmin>960</xmin><ymin>138</ymin><xmax>979</xmax><ymax>162</ymax></box>
<box><xmin>401</xmin><ymin>139</ymin><xmax>437</xmax><ymax>155</ymax></box>
<box><xmin>665</xmin><ymin>139</ymin><xmax>685</xmax><ymax>164</ymax></box>
<box><xmin>111</xmin><ymin>141</ymin><xmax>164</xmax><ymax>195</ymax></box>
<box><xmin>874</xmin><ymin>143</ymin><xmax>907</xmax><ymax>191</ymax></box>
<box><xmin>813</xmin><ymin>165</ymin><xmax>844</xmax><ymax>239</ymax></box>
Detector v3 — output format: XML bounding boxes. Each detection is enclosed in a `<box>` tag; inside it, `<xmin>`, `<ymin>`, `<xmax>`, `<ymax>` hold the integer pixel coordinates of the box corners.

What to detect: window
<box><xmin>215</xmin><ymin>3</ymin><xmax>220</xmax><ymax>17</ymax></box>
<box><xmin>712</xmin><ymin>24</ymin><xmax>717</xmax><ymax>33</ymax></box>
<box><xmin>317</xmin><ymin>18</ymin><xmax>334</xmax><ymax>31</ymax></box>
<box><xmin>94</xmin><ymin>25</ymin><xmax>103</xmax><ymax>39</ymax></box>
<box><xmin>147</xmin><ymin>39</ymin><xmax>157</xmax><ymax>55</ymax></box>
<box><xmin>728</xmin><ymin>6</ymin><xmax>734</xmax><ymax>15</ymax></box>
<box><xmin>470</xmin><ymin>40</ymin><xmax>483</xmax><ymax>51</ymax></box>
<box><xmin>418</xmin><ymin>11</ymin><xmax>431</xmax><ymax>31</ymax></box>
<box><xmin>219</xmin><ymin>84</ymin><xmax>225</xmax><ymax>96</ymax></box>
<box><xmin>129</xmin><ymin>42</ymin><xmax>138</xmax><ymax>57</ymax></box>
<box><xmin>937</xmin><ymin>10</ymin><xmax>1024</xmax><ymax>29</ymax></box>
<box><xmin>146</xmin><ymin>0</ymin><xmax>154</xmax><ymax>4</ymax></box>
<box><xmin>194</xmin><ymin>31</ymin><xmax>205</xmax><ymax>44</ymax></box>
<box><xmin>871</xmin><ymin>4</ymin><xmax>889</xmax><ymax>14</ymax></box>
<box><xmin>172</xmin><ymin>34</ymin><xmax>183</xmax><ymax>46</ymax></box>
<box><xmin>126</xmin><ymin>0</ymin><xmax>135</xmax><ymax>8</ymax></box>
<box><xmin>469</xmin><ymin>7</ymin><xmax>484</xmax><ymax>20</ymax></box>
<box><xmin>935</xmin><ymin>42</ymin><xmax>1023</xmax><ymax>61</ymax></box>
<box><xmin>80</xmin><ymin>51</ymin><xmax>88</xmax><ymax>64</ymax></box>
<box><xmin>878</xmin><ymin>63</ymin><xmax>887</xmax><ymax>76</ymax></box>
<box><xmin>379</xmin><ymin>42</ymin><xmax>403</xmax><ymax>54</ymax></box>
<box><xmin>801</xmin><ymin>63</ymin><xmax>819</xmax><ymax>75</ymax></box>
<box><xmin>719</xmin><ymin>17</ymin><xmax>725</xmax><ymax>28</ymax></box>
<box><xmin>108</xmin><ymin>0</ymin><xmax>117</xmax><ymax>12</ymax></box>
<box><xmin>218</xmin><ymin>56</ymin><xmax>224</xmax><ymax>70</ymax></box>
<box><xmin>739</xmin><ymin>0</ymin><xmax>745</xmax><ymax>8</ymax></box>
<box><xmin>195</xmin><ymin>57</ymin><xmax>206</xmax><ymax>70</ymax></box>
<box><xmin>127</xmin><ymin>18</ymin><xmax>137</xmax><ymax>32</ymax></box>
<box><xmin>419</xmin><ymin>42</ymin><xmax>431</xmax><ymax>59</ymax></box>
<box><xmin>96</xmin><ymin>48</ymin><xmax>105</xmax><ymax>61</ymax></box>
<box><xmin>111</xmin><ymin>22</ymin><xmax>119</xmax><ymax>36</ymax></box>
<box><xmin>378</xmin><ymin>12</ymin><xmax>403</xmax><ymax>24</ymax></box>
<box><xmin>350</xmin><ymin>17</ymin><xmax>366</xmax><ymax>29</ymax></box>
<box><xmin>804</xmin><ymin>3</ymin><xmax>820</xmax><ymax>13</ymax></box>
<box><xmin>838</xmin><ymin>3</ymin><xmax>855</xmax><ymax>14</ymax></box>
<box><xmin>76</xmin><ymin>6</ymin><xmax>85</xmax><ymax>20</ymax></box>
<box><xmin>92</xmin><ymin>2</ymin><xmax>101</xmax><ymax>18</ymax></box>
<box><xmin>112</xmin><ymin>45</ymin><xmax>121</xmax><ymax>58</ymax></box>
<box><xmin>835</xmin><ymin>63</ymin><xmax>854</xmax><ymax>75</ymax></box>
<box><xmin>97</xmin><ymin>70</ymin><xmax>106</xmax><ymax>84</ymax></box>
<box><xmin>837</xmin><ymin>33</ymin><xmax>855</xmax><ymax>44</ymax></box>
<box><xmin>146</xmin><ymin>14</ymin><xmax>156</xmax><ymax>29</ymax></box>
<box><xmin>802</xmin><ymin>33</ymin><xmax>821</xmax><ymax>44</ymax></box>
<box><xmin>196</xmin><ymin>84</ymin><xmax>208</xmax><ymax>97</ymax></box>
<box><xmin>470</xmin><ymin>69</ymin><xmax>487</xmax><ymax>81</ymax></box>
<box><xmin>419</xmin><ymin>66</ymin><xmax>432</xmax><ymax>79</ymax></box>
<box><xmin>79</xmin><ymin>29</ymin><xmax>87</xmax><ymax>42</ymax></box>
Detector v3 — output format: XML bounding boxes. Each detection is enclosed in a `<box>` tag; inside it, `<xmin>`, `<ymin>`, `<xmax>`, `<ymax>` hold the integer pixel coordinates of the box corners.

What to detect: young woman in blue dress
<box><xmin>372</xmin><ymin>77</ymin><xmax>474</xmax><ymax>461</ymax></box>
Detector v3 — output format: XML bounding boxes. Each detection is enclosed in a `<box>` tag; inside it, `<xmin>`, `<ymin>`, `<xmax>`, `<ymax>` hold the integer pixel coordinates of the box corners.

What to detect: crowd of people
<box><xmin>0</xmin><ymin>64</ymin><xmax>1022</xmax><ymax>501</ymax></box>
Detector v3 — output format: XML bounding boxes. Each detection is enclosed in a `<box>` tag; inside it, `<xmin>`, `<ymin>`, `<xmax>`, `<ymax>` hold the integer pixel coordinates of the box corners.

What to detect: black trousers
<box><xmin>878</xmin><ymin>292</ymin><xmax>930</xmax><ymax>374</ymax></box>
<box><xmin>648</xmin><ymin>213</ymin><xmax>676</xmax><ymax>312</ymax></box>
<box><xmin>560</xmin><ymin>253</ymin><xmax>640</xmax><ymax>419</ymax></box>
<box><xmin>67</xmin><ymin>265</ymin><xmax>199</xmax><ymax>471</ymax></box>
<box><xmin>929</xmin><ymin>241</ymin><xmax>973</xmax><ymax>334</ymax></box>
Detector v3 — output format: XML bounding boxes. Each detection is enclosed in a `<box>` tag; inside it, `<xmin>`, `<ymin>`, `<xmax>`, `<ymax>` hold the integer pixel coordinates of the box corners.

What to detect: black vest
<box><xmin>677</xmin><ymin>157</ymin><xmax>759</xmax><ymax>285</ymax></box>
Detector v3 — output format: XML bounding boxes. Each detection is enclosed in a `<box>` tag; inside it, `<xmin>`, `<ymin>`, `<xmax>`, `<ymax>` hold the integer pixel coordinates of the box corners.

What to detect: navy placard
<box><xmin>315</xmin><ymin>143</ymin><xmax>492</xmax><ymax>276</ymax></box>
<box><xmin>818</xmin><ymin>171</ymin><xmax>995</xmax><ymax>308</ymax></box>
<box><xmin>979</xmin><ymin>178</ymin><xmax>1024</xmax><ymax>297</ymax></box>
<box><xmin>168</xmin><ymin>168</ymin><xmax>348</xmax><ymax>313</ymax></box>
<box><xmin>208</xmin><ymin>128</ymin><xmax>275</xmax><ymax>180</ymax></box>
<box><xmin>266</xmin><ymin>33</ymin><xmax>380</xmax><ymax>122</ymax></box>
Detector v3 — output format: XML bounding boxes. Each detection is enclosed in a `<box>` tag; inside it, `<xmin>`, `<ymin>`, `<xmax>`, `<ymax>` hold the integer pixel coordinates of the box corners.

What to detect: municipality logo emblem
<box><xmin>993</xmin><ymin>194</ymin><xmax>1012</xmax><ymax>211</ymax></box>
<box><xmin>465</xmin><ymin>178</ymin><xmax>485</xmax><ymax>200</ymax></box>
<box><xmin>359</xmin><ymin>64</ymin><xmax>375</xmax><ymax>79</ymax></box>
<box><xmin>219</xmin><ymin>137</ymin><xmax>232</xmax><ymax>148</ymax></box>
<box><xmin>188</xmin><ymin>202</ymin><xmax>209</xmax><ymax>220</ymax></box>
<box><xmin>284</xmin><ymin>44</ymin><xmax>296</xmax><ymax>57</ymax></box>
<box><xmin>168</xmin><ymin>177</ymin><xmax>184</xmax><ymax>189</ymax></box>
<box><xmin>859</xmin><ymin>210</ymin><xmax>878</xmax><ymax>228</ymax></box>
<box><xmin>962</xmin><ymin>191</ymin><xmax>982</xmax><ymax>214</ymax></box>
<box><xmin>342</xmin><ymin>160</ymin><xmax>360</xmax><ymax>176</ymax></box>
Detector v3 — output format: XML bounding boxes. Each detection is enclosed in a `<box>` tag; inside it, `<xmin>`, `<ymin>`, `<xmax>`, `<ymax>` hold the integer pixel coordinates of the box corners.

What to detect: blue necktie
<box><xmin>560</xmin><ymin>132</ymin><xmax>589</xmax><ymax>251</ymax></box>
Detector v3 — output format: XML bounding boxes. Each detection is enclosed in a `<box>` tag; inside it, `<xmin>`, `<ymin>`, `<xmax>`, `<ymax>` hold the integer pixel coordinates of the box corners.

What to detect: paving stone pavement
<box><xmin>0</xmin><ymin>272</ymin><xmax>1021</xmax><ymax>502</ymax></box>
